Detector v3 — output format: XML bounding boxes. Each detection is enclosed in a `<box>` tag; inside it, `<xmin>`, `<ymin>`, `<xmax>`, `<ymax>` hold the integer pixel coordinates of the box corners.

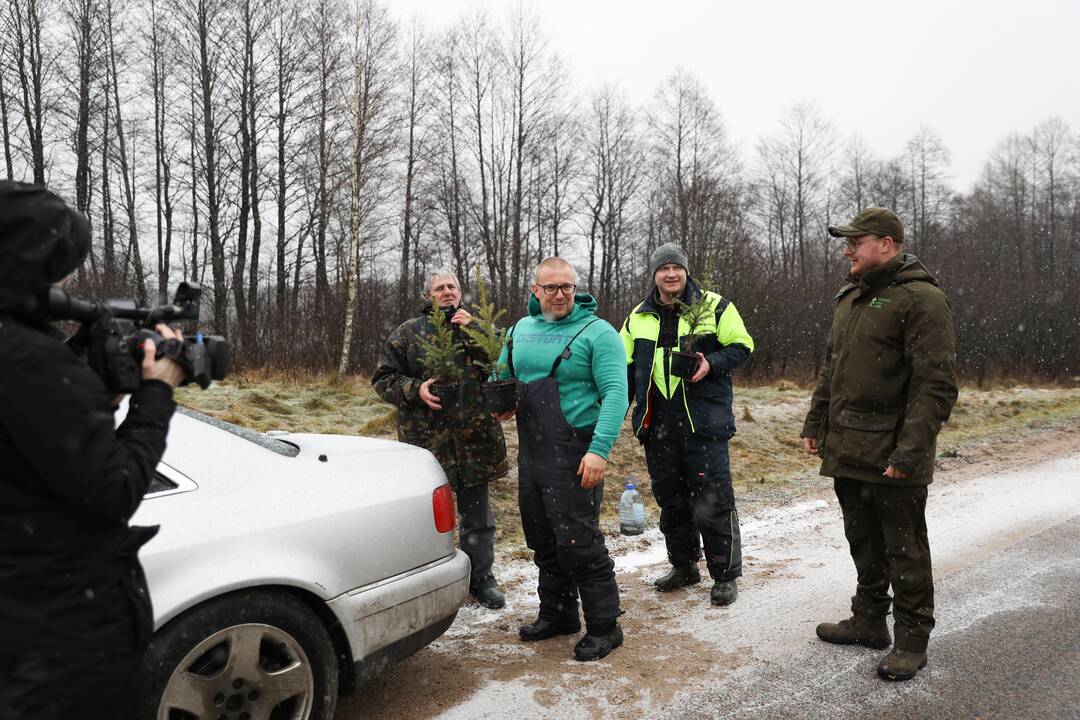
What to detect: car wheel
<box><xmin>139</xmin><ymin>590</ymin><xmax>339</xmax><ymax>720</ymax></box>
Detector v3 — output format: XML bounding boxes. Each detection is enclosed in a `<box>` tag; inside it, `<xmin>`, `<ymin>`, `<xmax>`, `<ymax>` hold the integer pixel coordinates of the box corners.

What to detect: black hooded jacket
<box><xmin>0</xmin><ymin>183</ymin><xmax>176</xmax><ymax>670</ymax></box>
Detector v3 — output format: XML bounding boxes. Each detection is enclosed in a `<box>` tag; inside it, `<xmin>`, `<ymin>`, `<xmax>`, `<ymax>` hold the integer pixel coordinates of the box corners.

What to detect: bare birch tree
<box><xmin>305</xmin><ymin>0</ymin><xmax>345</xmax><ymax>307</ymax></box>
<box><xmin>338</xmin><ymin>0</ymin><xmax>396</xmax><ymax>376</ymax></box>
<box><xmin>756</xmin><ymin>101</ymin><xmax>836</xmax><ymax>285</ymax></box>
<box><xmin>103</xmin><ymin>0</ymin><xmax>147</xmax><ymax>300</ymax></box>
<box><xmin>62</xmin><ymin>0</ymin><xmax>101</xmax><ymax>214</ymax></box>
<box><xmin>902</xmin><ymin>126</ymin><xmax>951</xmax><ymax>255</ymax></box>
<box><xmin>397</xmin><ymin>18</ymin><xmax>433</xmax><ymax>321</ymax></box>
<box><xmin>268</xmin><ymin>0</ymin><xmax>305</xmax><ymax>313</ymax></box>
<box><xmin>649</xmin><ymin>69</ymin><xmax>741</xmax><ymax>269</ymax></box>
<box><xmin>0</xmin><ymin>69</ymin><xmax>14</xmax><ymax>179</ymax></box>
<box><xmin>430</xmin><ymin>28</ymin><xmax>470</xmax><ymax>283</ymax></box>
<box><xmin>174</xmin><ymin>0</ymin><xmax>231</xmax><ymax>329</ymax></box>
<box><xmin>583</xmin><ymin>84</ymin><xmax>642</xmax><ymax>307</ymax></box>
<box><xmin>147</xmin><ymin>0</ymin><xmax>175</xmax><ymax>302</ymax></box>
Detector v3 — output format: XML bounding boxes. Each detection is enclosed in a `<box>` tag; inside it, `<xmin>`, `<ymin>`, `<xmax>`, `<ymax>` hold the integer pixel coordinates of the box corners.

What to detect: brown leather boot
<box><xmin>815</xmin><ymin>616</ymin><xmax>891</xmax><ymax>649</ymax></box>
<box><xmin>876</xmin><ymin>648</ymin><xmax>928</xmax><ymax>681</ymax></box>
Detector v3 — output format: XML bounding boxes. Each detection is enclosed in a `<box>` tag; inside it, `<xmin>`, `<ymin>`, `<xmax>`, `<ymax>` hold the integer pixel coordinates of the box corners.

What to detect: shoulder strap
<box><xmin>506</xmin><ymin>321</ymin><xmax>520</xmax><ymax>379</ymax></box>
<box><xmin>548</xmin><ymin>318</ymin><xmax>600</xmax><ymax>377</ymax></box>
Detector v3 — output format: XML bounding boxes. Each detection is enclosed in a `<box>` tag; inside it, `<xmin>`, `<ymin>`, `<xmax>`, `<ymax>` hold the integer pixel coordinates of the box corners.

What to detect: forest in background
<box><xmin>3</xmin><ymin>0</ymin><xmax>1078</xmax><ymax>380</ymax></box>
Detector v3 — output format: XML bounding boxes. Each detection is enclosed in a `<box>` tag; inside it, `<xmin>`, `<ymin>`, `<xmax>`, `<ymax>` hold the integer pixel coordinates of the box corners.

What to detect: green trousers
<box><xmin>835</xmin><ymin>478</ymin><xmax>935</xmax><ymax>652</ymax></box>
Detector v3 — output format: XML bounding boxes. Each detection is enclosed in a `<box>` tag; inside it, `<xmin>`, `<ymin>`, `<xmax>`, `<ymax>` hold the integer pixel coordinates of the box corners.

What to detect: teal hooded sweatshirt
<box><xmin>497</xmin><ymin>293</ymin><xmax>628</xmax><ymax>459</ymax></box>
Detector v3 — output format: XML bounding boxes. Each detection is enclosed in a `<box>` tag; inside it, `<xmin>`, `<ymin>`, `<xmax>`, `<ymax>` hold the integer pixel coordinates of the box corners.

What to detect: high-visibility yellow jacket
<box><xmin>620</xmin><ymin>277</ymin><xmax>754</xmax><ymax>439</ymax></box>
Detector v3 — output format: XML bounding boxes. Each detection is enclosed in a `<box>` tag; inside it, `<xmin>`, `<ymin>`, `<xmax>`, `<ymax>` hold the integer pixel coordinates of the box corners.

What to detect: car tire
<box><xmin>137</xmin><ymin>589</ymin><xmax>339</xmax><ymax>720</ymax></box>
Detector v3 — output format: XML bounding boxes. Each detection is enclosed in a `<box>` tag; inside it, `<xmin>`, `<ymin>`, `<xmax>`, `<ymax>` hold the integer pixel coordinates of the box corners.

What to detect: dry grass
<box><xmin>178</xmin><ymin>373</ymin><xmax>1080</xmax><ymax>546</ymax></box>
<box><xmin>175</xmin><ymin>371</ymin><xmax>392</xmax><ymax>436</ymax></box>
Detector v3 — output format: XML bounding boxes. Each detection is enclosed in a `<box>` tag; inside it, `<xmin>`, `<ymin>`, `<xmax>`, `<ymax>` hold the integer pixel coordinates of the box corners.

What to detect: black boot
<box><xmin>471</xmin><ymin>585</ymin><xmax>506</xmax><ymax>610</ymax></box>
<box><xmin>653</xmin><ymin>563</ymin><xmax>701</xmax><ymax>592</ymax></box>
<box><xmin>519</xmin><ymin>617</ymin><xmax>581</xmax><ymax>642</ymax></box>
<box><xmin>710</xmin><ymin>579</ymin><xmax>738</xmax><ymax>606</ymax></box>
<box><xmin>573</xmin><ymin>623</ymin><xmax>624</xmax><ymax>661</ymax></box>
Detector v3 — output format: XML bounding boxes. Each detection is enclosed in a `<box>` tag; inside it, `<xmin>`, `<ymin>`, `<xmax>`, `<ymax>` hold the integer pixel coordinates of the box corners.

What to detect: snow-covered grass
<box><xmin>177</xmin><ymin>374</ymin><xmax>1080</xmax><ymax>549</ymax></box>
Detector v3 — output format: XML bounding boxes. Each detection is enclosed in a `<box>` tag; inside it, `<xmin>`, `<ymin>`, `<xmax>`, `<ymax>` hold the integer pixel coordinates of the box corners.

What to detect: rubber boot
<box><xmin>710</xmin><ymin>579</ymin><xmax>737</xmax><ymax>606</ymax></box>
<box><xmin>573</xmin><ymin>623</ymin><xmax>624</xmax><ymax>661</ymax></box>
<box><xmin>653</xmin><ymin>563</ymin><xmax>701</xmax><ymax>592</ymax></box>
<box><xmin>471</xmin><ymin>585</ymin><xmax>506</xmax><ymax>610</ymax></box>
<box><xmin>519</xmin><ymin>617</ymin><xmax>581</xmax><ymax>642</ymax></box>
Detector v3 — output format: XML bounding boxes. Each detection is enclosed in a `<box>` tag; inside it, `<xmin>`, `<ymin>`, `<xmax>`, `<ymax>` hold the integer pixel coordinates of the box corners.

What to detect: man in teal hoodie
<box><xmin>494</xmin><ymin>257</ymin><xmax>629</xmax><ymax>662</ymax></box>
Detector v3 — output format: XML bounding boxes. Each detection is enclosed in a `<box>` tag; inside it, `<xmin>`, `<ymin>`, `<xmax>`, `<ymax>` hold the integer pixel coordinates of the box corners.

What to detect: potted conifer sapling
<box><xmin>418</xmin><ymin>301</ymin><xmax>465</xmax><ymax>412</ymax></box>
<box><xmin>670</xmin><ymin>278</ymin><xmax>714</xmax><ymax>379</ymax></box>
<box><xmin>463</xmin><ymin>270</ymin><xmax>517</xmax><ymax>413</ymax></box>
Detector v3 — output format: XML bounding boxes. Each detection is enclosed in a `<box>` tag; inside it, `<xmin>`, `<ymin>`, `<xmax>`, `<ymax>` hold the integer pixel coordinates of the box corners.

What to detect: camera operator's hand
<box><xmin>141</xmin><ymin>324</ymin><xmax>186</xmax><ymax>389</ymax></box>
<box><xmin>419</xmin><ymin>378</ymin><xmax>443</xmax><ymax>410</ymax></box>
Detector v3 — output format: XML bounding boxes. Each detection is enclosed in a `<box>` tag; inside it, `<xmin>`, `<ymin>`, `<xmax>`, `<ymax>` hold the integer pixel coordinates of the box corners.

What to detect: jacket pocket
<box><xmin>684</xmin><ymin>377</ymin><xmax>723</xmax><ymax>398</ymax></box>
<box><xmin>684</xmin><ymin>394</ymin><xmax>735</xmax><ymax>439</ymax></box>
<box><xmin>832</xmin><ymin>409</ymin><xmax>899</xmax><ymax>470</ymax></box>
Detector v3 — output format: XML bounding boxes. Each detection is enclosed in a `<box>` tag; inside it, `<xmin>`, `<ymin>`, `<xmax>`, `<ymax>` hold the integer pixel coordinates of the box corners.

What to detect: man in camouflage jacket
<box><xmin>372</xmin><ymin>271</ymin><xmax>509</xmax><ymax>609</ymax></box>
<box><xmin>801</xmin><ymin>208</ymin><xmax>958</xmax><ymax>682</ymax></box>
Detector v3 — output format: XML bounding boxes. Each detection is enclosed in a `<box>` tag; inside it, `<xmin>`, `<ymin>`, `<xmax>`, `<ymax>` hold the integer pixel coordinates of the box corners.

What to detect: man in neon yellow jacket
<box><xmin>620</xmin><ymin>244</ymin><xmax>754</xmax><ymax>606</ymax></box>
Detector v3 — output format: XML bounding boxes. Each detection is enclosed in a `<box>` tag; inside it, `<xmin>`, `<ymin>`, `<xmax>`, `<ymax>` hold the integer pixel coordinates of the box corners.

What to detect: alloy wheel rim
<box><xmin>158</xmin><ymin>622</ymin><xmax>315</xmax><ymax>720</ymax></box>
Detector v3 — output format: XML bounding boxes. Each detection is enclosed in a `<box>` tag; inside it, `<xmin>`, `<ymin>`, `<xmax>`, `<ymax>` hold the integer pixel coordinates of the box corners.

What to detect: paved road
<box><xmin>660</xmin><ymin>516</ymin><xmax>1080</xmax><ymax>720</ymax></box>
<box><xmin>659</xmin><ymin>455</ymin><xmax>1080</xmax><ymax>720</ymax></box>
<box><xmin>340</xmin><ymin>453</ymin><xmax>1080</xmax><ymax>720</ymax></box>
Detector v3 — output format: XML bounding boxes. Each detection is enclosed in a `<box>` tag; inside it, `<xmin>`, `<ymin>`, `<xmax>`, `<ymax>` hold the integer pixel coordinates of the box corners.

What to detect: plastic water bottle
<box><xmin>619</xmin><ymin>480</ymin><xmax>645</xmax><ymax>536</ymax></box>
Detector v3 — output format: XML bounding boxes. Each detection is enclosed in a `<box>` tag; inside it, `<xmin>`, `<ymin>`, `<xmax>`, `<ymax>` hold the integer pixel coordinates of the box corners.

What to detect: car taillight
<box><xmin>433</xmin><ymin>484</ymin><xmax>456</xmax><ymax>533</ymax></box>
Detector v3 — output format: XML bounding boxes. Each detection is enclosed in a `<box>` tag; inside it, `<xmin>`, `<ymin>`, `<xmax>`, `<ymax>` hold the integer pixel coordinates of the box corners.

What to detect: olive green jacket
<box><xmin>801</xmin><ymin>254</ymin><xmax>958</xmax><ymax>486</ymax></box>
<box><xmin>371</xmin><ymin>307</ymin><xmax>508</xmax><ymax>488</ymax></box>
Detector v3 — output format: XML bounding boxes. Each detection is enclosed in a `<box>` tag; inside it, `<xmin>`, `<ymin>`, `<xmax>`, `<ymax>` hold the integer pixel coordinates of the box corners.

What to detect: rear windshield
<box><xmin>177</xmin><ymin>406</ymin><xmax>300</xmax><ymax>457</ymax></box>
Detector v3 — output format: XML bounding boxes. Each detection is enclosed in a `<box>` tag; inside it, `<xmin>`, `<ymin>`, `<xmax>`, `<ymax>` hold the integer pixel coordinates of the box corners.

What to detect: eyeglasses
<box><xmin>844</xmin><ymin>235</ymin><xmax>880</xmax><ymax>250</ymax></box>
<box><xmin>538</xmin><ymin>283</ymin><xmax>577</xmax><ymax>296</ymax></box>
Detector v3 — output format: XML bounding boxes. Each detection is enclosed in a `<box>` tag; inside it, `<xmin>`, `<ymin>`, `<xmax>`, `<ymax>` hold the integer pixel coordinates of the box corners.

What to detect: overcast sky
<box><xmin>391</xmin><ymin>0</ymin><xmax>1080</xmax><ymax>192</ymax></box>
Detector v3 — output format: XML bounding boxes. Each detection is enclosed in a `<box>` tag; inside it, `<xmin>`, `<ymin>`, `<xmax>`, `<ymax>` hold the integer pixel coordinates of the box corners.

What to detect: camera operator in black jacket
<box><xmin>0</xmin><ymin>181</ymin><xmax>185</xmax><ymax>720</ymax></box>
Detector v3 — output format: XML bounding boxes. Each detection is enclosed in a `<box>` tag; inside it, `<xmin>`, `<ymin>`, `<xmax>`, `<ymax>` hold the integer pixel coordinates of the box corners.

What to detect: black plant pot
<box><xmin>481</xmin><ymin>380</ymin><xmax>518</xmax><ymax>414</ymax></box>
<box><xmin>670</xmin><ymin>350</ymin><xmax>699</xmax><ymax>379</ymax></box>
<box><xmin>431</xmin><ymin>381</ymin><xmax>465</xmax><ymax>412</ymax></box>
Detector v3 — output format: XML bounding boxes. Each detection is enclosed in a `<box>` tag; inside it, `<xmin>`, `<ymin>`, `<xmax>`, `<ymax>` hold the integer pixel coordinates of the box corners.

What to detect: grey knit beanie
<box><xmin>649</xmin><ymin>243</ymin><xmax>689</xmax><ymax>277</ymax></box>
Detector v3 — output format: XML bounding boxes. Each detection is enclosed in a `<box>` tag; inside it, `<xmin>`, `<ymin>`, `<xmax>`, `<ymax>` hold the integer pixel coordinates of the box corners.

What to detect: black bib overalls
<box><xmin>509</xmin><ymin>322</ymin><xmax>621</xmax><ymax>633</ymax></box>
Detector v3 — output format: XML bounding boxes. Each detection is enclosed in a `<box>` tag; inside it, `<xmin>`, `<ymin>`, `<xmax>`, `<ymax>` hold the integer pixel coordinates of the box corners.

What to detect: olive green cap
<box><xmin>827</xmin><ymin>207</ymin><xmax>904</xmax><ymax>243</ymax></box>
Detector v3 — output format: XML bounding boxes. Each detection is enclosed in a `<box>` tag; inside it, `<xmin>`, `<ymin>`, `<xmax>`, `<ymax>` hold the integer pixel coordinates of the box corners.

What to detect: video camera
<box><xmin>48</xmin><ymin>282</ymin><xmax>229</xmax><ymax>393</ymax></box>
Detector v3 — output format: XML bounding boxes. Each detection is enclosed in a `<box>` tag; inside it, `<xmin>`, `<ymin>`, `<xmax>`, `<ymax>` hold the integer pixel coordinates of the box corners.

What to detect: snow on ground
<box><xmin>337</xmin><ymin>447</ymin><xmax>1080</xmax><ymax>720</ymax></box>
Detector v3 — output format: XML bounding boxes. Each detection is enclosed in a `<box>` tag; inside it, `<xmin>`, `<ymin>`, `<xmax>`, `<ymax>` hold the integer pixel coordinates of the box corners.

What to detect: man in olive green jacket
<box><xmin>801</xmin><ymin>208</ymin><xmax>958</xmax><ymax>682</ymax></box>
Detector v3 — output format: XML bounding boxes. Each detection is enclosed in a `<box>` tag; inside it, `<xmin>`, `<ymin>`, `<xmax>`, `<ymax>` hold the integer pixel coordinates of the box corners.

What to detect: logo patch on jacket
<box><xmin>868</xmin><ymin>297</ymin><xmax>892</xmax><ymax>309</ymax></box>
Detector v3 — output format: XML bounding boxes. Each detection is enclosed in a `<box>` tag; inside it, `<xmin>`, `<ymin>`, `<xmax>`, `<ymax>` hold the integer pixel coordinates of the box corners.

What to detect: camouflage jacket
<box><xmin>371</xmin><ymin>307</ymin><xmax>509</xmax><ymax>488</ymax></box>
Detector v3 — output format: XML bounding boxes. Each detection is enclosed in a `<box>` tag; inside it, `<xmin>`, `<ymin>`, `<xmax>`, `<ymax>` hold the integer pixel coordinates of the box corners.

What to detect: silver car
<box><xmin>131</xmin><ymin>408</ymin><xmax>469</xmax><ymax>719</ymax></box>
